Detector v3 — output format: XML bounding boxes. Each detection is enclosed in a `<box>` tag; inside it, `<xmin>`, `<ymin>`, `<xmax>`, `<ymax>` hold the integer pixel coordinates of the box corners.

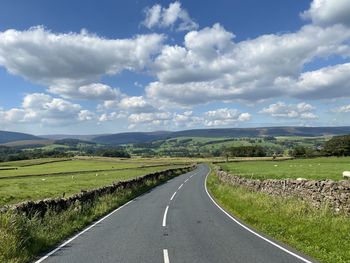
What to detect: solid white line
<box><xmin>178</xmin><ymin>184</ymin><xmax>183</xmax><ymax>190</ymax></box>
<box><xmin>163</xmin><ymin>249</ymin><xmax>170</xmax><ymax>263</ymax></box>
<box><xmin>162</xmin><ymin>206</ymin><xmax>169</xmax><ymax>227</ymax></box>
<box><xmin>204</xmin><ymin>168</ymin><xmax>313</xmax><ymax>263</ymax></box>
<box><xmin>170</xmin><ymin>192</ymin><xmax>177</xmax><ymax>201</ymax></box>
<box><xmin>34</xmin><ymin>199</ymin><xmax>134</xmax><ymax>263</ymax></box>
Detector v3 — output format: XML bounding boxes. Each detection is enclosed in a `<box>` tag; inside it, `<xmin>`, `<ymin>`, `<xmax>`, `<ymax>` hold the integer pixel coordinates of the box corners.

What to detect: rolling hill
<box><xmin>92</xmin><ymin>126</ymin><xmax>350</xmax><ymax>145</ymax></box>
<box><xmin>0</xmin><ymin>130</ymin><xmax>43</xmax><ymax>144</ymax></box>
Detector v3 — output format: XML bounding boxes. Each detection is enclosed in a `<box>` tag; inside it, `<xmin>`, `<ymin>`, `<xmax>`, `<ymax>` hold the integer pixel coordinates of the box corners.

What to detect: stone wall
<box><xmin>5</xmin><ymin>165</ymin><xmax>195</xmax><ymax>217</ymax></box>
<box><xmin>214</xmin><ymin>167</ymin><xmax>350</xmax><ymax>215</ymax></box>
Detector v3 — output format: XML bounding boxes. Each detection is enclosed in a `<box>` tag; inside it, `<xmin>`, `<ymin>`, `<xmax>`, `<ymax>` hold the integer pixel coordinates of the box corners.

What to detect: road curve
<box><xmin>36</xmin><ymin>164</ymin><xmax>315</xmax><ymax>263</ymax></box>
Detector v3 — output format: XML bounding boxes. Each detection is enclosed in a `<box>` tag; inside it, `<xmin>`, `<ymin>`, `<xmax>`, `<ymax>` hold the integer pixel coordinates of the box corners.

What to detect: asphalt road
<box><xmin>36</xmin><ymin>164</ymin><xmax>315</xmax><ymax>263</ymax></box>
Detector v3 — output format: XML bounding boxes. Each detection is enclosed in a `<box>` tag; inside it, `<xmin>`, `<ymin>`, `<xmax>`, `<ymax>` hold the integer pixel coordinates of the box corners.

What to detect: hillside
<box><xmin>92</xmin><ymin>126</ymin><xmax>350</xmax><ymax>145</ymax></box>
<box><xmin>0</xmin><ymin>130</ymin><xmax>43</xmax><ymax>144</ymax></box>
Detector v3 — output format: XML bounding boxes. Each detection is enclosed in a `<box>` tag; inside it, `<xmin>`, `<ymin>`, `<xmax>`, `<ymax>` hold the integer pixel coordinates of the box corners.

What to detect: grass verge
<box><xmin>206</xmin><ymin>170</ymin><xmax>350</xmax><ymax>263</ymax></box>
<box><xmin>0</xmin><ymin>172</ymin><xmax>181</xmax><ymax>263</ymax></box>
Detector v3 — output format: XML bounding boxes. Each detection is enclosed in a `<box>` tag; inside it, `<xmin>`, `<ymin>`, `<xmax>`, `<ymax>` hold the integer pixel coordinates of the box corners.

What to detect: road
<box><xmin>36</xmin><ymin>164</ymin><xmax>315</xmax><ymax>263</ymax></box>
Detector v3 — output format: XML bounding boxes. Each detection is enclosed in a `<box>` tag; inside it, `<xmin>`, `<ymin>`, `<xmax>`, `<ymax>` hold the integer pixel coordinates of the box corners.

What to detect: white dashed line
<box><xmin>163</xmin><ymin>249</ymin><xmax>170</xmax><ymax>263</ymax></box>
<box><xmin>162</xmin><ymin>206</ymin><xmax>169</xmax><ymax>227</ymax></box>
<box><xmin>178</xmin><ymin>184</ymin><xmax>183</xmax><ymax>190</ymax></box>
<box><xmin>184</xmin><ymin>178</ymin><xmax>189</xmax><ymax>183</ymax></box>
<box><xmin>170</xmin><ymin>192</ymin><xmax>177</xmax><ymax>201</ymax></box>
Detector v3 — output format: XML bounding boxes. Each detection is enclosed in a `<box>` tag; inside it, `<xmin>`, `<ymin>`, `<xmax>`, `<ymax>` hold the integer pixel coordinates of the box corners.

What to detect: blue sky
<box><xmin>0</xmin><ymin>0</ymin><xmax>350</xmax><ymax>134</ymax></box>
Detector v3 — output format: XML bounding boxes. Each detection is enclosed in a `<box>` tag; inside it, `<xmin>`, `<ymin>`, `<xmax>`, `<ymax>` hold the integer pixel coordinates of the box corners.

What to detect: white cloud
<box><xmin>143</xmin><ymin>1</ymin><xmax>198</xmax><ymax>31</ymax></box>
<box><xmin>0</xmin><ymin>26</ymin><xmax>164</xmax><ymax>99</ymax></box>
<box><xmin>0</xmin><ymin>93</ymin><xmax>94</xmax><ymax>125</ymax></box>
<box><xmin>118</xmin><ymin>96</ymin><xmax>156</xmax><ymax>113</ymax></box>
<box><xmin>204</xmin><ymin>108</ymin><xmax>251</xmax><ymax>126</ymax></box>
<box><xmin>98</xmin><ymin>112</ymin><xmax>126</xmax><ymax>122</ymax></box>
<box><xmin>78</xmin><ymin>110</ymin><xmax>96</xmax><ymax>121</ymax></box>
<box><xmin>332</xmin><ymin>104</ymin><xmax>350</xmax><ymax>113</ymax></box>
<box><xmin>146</xmin><ymin>23</ymin><xmax>350</xmax><ymax>106</ymax></box>
<box><xmin>260</xmin><ymin>102</ymin><xmax>318</xmax><ymax>120</ymax></box>
<box><xmin>301</xmin><ymin>0</ymin><xmax>350</xmax><ymax>27</ymax></box>
<box><xmin>287</xmin><ymin>63</ymin><xmax>350</xmax><ymax>99</ymax></box>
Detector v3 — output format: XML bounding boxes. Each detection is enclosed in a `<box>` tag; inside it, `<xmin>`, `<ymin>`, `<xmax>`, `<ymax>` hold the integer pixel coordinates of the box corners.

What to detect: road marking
<box><xmin>184</xmin><ymin>178</ymin><xmax>189</xmax><ymax>183</ymax></box>
<box><xmin>162</xmin><ymin>206</ymin><xmax>169</xmax><ymax>227</ymax></box>
<box><xmin>178</xmin><ymin>184</ymin><xmax>183</xmax><ymax>190</ymax></box>
<box><xmin>34</xmin><ymin>199</ymin><xmax>134</xmax><ymax>263</ymax></box>
<box><xmin>163</xmin><ymin>249</ymin><xmax>170</xmax><ymax>263</ymax></box>
<box><xmin>204</xmin><ymin>168</ymin><xmax>313</xmax><ymax>263</ymax></box>
<box><xmin>170</xmin><ymin>191</ymin><xmax>177</xmax><ymax>201</ymax></box>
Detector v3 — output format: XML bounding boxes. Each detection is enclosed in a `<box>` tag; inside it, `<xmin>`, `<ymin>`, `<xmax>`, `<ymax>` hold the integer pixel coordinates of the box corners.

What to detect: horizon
<box><xmin>1</xmin><ymin>0</ymin><xmax>350</xmax><ymax>134</ymax></box>
<box><xmin>2</xmin><ymin>124</ymin><xmax>350</xmax><ymax>137</ymax></box>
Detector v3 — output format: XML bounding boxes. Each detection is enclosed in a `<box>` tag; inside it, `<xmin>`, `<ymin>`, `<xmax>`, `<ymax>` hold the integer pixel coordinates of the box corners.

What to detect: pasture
<box><xmin>0</xmin><ymin>157</ymin><xmax>190</xmax><ymax>205</ymax></box>
<box><xmin>218</xmin><ymin>157</ymin><xmax>350</xmax><ymax>181</ymax></box>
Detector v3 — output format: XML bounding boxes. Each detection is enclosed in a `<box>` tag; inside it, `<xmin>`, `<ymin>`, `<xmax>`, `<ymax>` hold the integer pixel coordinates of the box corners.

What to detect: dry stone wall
<box><xmin>4</xmin><ymin>165</ymin><xmax>195</xmax><ymax>217</ymax></box>
<box><xmin>215</xmin><ymin>167</ymin><xmax>350</xmax><ymax>215</ymax></box>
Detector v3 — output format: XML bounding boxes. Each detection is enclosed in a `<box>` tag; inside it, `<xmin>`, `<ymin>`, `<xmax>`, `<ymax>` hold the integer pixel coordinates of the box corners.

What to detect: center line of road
<box><xmin>178</xmin><ymin>184</ymin><xmax>183</xmax><ymax>190</ymax></box>
<box><xmin>170</xmin><ymin>192</ymin><xmax>177</xmax><ymax>201</ymax></box>
<box><xmin>162</xmin><ymin>206</ymin><xmax>169</xmax><ymax>227</ymax></box>
<box><xmin>163</xmin><ymin>249</ymin><xmax>170</xmax><ymax>263</ymax></box>
<box><xmin>184</xmin><ymin>178</ymin><xmax>189</xmax><ymax>183</ymax></box>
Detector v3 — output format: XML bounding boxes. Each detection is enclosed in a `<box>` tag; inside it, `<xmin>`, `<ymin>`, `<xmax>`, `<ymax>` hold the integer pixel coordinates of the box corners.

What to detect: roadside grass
<box><xmin>0</xmin><ymin>165</ymin><xmax>184</xmax><ymax>206</ymax></box>
<box><xmin>218</xmin><ymin>157</ymin><xmax>350</xmax><ymax>180</ymax></box>
<box><xmin>0</xmin><ymin>173</ymin><xmax>177</xmax><ymax>263</ymax></box>
<box><xmin>206</xmin><ymin>171</ymin><xmax>350</xmax><ymax>263</ymax></box>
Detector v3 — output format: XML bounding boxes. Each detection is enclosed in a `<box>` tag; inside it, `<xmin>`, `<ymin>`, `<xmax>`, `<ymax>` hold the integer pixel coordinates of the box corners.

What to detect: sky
<box><xmin>0</xmin><ymin>0</ymin><xmax>350</xmax><ymax>135</ymax></box>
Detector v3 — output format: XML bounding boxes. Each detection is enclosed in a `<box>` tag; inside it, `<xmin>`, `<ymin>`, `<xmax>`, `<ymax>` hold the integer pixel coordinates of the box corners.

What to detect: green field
<box><xmin>218</xmin><ymin>157</ymin><xmax>350</xmax><ymax>180</ymax></box>
<box><xmin>0</xmin><ymin>157</ymin><xmax>189</xmax><ymax>206</ymax></box>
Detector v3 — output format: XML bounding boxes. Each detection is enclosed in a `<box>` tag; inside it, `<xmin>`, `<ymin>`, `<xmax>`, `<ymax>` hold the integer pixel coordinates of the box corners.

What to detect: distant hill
<box><xmin>40</xmin><ymin>134</ymin><xmax>101</xmax><ymax>141</ymax></box>
<box><xmin>0</xmin><ymin>130</ymin><xmax>43</xmax><ymax>144</ymax></box>
<box><xmin>92</xmin><ymin>126</ymin><xmax>350</xmax><ymax>145</ymax></box>
<box><xmin>93</xmin><ymin>131</ymin><xmax>172</xmax><ymax>145</ymax></box>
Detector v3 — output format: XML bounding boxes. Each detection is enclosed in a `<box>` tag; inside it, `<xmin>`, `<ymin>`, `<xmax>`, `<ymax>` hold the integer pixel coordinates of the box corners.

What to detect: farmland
<box><xmin>218</xmin><ymin>157</ymin><xmax>350</xmax><ymax>181</ymax></box>
<box><xmin>0</xmin><ymin>157</ymin><xmax>191</xmax><ymax>206</ymax></box>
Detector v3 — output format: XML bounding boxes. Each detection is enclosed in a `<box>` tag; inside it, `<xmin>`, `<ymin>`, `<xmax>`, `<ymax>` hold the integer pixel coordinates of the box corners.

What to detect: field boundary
<box><xmin>0</xmin><ymin>162</ymin><xmax>190</xmax><ymax>180</ymax></box>
<box><xmin>3</xmin><ymin>165</ymin><xmax>196</xmax><ymax>217</ymax></box>
<box><xmin>214</xmin><ymin>165</ymin><xmax>350</xmax><ymax>215</ymax></box>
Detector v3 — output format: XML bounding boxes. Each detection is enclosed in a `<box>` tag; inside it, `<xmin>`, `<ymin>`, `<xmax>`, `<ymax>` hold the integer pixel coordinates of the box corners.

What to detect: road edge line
<box><xmin>204</xmin><ymin>166</ymin><xmax>313</xmax><ymax>263</ymax></box>
<box><xmin>34</xmin><ymin>199</ymin><xmax>134</xmax><ymax>263</ymax></box>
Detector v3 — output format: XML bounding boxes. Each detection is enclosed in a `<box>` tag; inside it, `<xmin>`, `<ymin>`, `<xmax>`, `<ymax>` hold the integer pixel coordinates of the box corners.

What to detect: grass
<box><xmin>206</xmin><ymin>171</ymin><xmax>350</xmax><ymax>263</ymax></box>
<box><xmin>0</xmin><ymin>164</ymin><xmax>184</xmax><ymax>206</ymax></box>
<box><xmin>0</xmin><ymin>173</ymin><xmax>176</xmax><ymax>263</ymax></box>
<box><xmin>218</xmin><ymin>157</ymin><xmax>350</xmax><ymax>180</ymax></box>
<box><xmin>0</xmin><ymin>157</ymin><xmax>193</xmax><ymax>206</ymax></box>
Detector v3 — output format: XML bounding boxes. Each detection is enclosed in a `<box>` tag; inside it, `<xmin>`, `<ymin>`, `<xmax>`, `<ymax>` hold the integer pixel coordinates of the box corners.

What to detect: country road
<box><xmin>36</xmin><ymin>164</ymin><xmax>315</xmax><ymax>263</ymax></box>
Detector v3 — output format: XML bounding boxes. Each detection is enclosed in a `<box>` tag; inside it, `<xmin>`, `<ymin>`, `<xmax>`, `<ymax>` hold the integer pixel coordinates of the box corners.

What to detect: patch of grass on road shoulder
<box><xmin>206</xmin><ymin>171</ymin><xmax>350</xmax><ymax>263</ymax></box>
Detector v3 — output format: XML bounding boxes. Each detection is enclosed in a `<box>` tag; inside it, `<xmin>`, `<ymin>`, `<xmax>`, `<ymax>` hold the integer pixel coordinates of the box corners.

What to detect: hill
<box><xmin>92</xmin><ymin>126</ymin><xmax>350</xmax><ymax>145</ymax></box>
<box><xmin>0</xmin><ymin>130</ymin><xmax>43</xmax><ymax>144</ymax></box>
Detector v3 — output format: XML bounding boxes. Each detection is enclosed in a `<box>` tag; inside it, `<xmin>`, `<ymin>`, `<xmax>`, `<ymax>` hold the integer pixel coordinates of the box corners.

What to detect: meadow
<box><xmin>0</xmin><ymin>157</ymin><xmax>191</xmax><ymax>206</ymax></box>
<box><xmin>218</xmin><ymin>157</ymin><xmax>350</xmax><ymax>180</ymax></box>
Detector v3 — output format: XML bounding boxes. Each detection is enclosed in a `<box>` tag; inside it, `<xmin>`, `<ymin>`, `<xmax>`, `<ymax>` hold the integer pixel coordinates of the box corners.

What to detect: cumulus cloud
<box><xmin>125</xmin><ymin>107</ymin><xmax>251</xmax><ymax>129</ymax></box>
<box><xmin>301</xmin><ymin>0</ymin><xmax>350</xmax><ymax>27</ymax></box>
<box><xmin>143</xmin><ymin>1</ymin><xmax>198</xmax><ymax>31</ymax></box>
<box><xmin>146</xmin><ymin>22</ymin><xmax>350</xmax><ymax>106</ymax></box>
<box><xmin>0</xmin><ymin>26</ymin><xmax>164</xmax><ymax>99</ymax></box>
<box><xmin>259</xmin><ymin>102</ymin><xmax>318</xmax><ymax>120</ymax></box>
<box><xmin>0</xmin><ymin>93</ymin><xmax>94</xmax><ymax>125</ymax></box>
<box><xmin>118</xmin><ymin>96</ymin><xmax>156</xmax><ymax>113</ymax></box>
<box><xmin>286</xmin><ymin>63</ymin><xmax>350</xmax><ymax>99</ymax></box>
<box><xmin>331</xmin><ymin>104</ymin><xmax>350</xmax><ymax>113</ymax></box>
<box><xmin>204</xmin><ymin>108</ymin><xmax>251</xmax><ymax>126</ymax></box>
